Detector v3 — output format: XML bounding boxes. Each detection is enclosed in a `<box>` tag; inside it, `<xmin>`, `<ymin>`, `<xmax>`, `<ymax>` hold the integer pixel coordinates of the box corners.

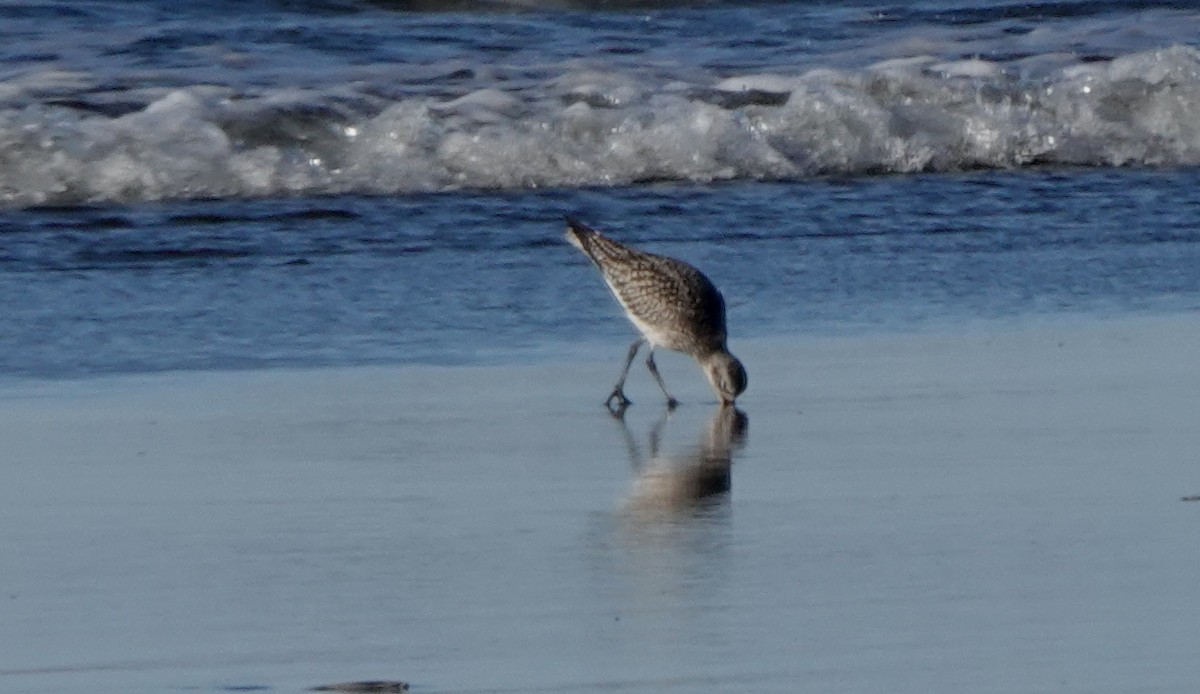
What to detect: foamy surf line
<box><xmin>3</xmin><ymin>45</ymin><xmax>1200</xmax><ymax>207</ymax></box>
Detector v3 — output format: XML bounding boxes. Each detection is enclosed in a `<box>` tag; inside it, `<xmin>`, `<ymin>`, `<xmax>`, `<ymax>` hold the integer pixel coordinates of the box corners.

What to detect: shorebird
<box><xmin>565</xmin><ymin>217</ymin><xmax>747</xmax><ymax>412</ymax></box>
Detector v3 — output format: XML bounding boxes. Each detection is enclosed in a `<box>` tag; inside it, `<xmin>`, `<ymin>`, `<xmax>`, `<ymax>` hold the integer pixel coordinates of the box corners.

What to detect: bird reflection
<box><xmin>617</xmin><ymin>405</ymin><xmax>748</xmax><ymax>517</ymax></box>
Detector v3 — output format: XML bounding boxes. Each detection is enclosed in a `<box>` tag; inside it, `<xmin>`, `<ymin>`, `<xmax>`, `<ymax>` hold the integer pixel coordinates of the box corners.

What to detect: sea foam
<box><xmin>2</xmin><ymin>45</ymin><xmax>1200</xmax><ymax>207</ymax></box>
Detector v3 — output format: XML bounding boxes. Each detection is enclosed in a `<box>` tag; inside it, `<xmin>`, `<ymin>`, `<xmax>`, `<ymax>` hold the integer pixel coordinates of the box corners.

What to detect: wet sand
<box><xmin>3</xmin><ymin>312</ymin><xmax>1199</xmax><ymax>693</ymax></box>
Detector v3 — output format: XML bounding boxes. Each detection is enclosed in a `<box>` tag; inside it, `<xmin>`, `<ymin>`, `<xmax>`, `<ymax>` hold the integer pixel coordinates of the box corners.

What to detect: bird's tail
<box><xmin>565</xmin><ymin>216</ymin><xmax>633</xmax><ymax>270</ymax></box>
<box><xmin>564</xmin><ymin>216</ymin><xmax>596</xmax><ymax>254</ymax></box>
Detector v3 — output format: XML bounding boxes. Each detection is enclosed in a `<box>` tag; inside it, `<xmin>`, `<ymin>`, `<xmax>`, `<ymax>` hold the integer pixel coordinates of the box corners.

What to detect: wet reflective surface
<box><xmin>4</xmin><ymin>316</ymin><xmax>1200</xmax><ymax>692</ymax></box>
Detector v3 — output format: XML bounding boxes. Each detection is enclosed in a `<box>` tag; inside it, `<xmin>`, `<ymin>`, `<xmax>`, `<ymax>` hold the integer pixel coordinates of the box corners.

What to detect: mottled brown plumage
<box><xmin>565</xmin><ymin>217</ymin><xmax>747</xmax><ymax>412</ymax></box>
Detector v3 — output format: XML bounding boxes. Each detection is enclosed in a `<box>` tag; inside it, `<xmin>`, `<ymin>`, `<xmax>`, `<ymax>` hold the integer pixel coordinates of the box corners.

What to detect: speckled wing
<box><xmin>566</xmin><ymin>218</ymin><xmax>728</xmax><ymax>355</ymax></box>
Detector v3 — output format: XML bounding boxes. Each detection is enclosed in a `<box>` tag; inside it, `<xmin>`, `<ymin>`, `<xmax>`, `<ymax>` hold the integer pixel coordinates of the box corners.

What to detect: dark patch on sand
<box><xmin>311</xmin><ymin>682</ymin><xmax>409</xmax><ymax>693</ymax></box>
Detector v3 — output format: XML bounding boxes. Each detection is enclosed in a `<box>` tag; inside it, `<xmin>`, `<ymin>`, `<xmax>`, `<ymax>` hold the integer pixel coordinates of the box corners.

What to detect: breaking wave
<box><xmin>3</xmin><ymin>44</ymin><xmax>1200</xmax><ymax>207</ymax></box>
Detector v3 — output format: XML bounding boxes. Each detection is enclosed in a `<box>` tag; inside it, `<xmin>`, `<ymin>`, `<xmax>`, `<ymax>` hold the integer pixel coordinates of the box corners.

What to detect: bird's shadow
<box><xmin>613</xmin><ymin>404</ymin><xmax>749</xmax><ymax>517</ymax></box>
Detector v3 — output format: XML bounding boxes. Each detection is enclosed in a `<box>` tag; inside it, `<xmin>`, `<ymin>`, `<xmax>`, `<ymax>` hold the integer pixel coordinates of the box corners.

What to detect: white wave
<box><xmin>3</xmin><ymin>45</ymin><xmax>1200</xmax><ymax>206</ymax></box>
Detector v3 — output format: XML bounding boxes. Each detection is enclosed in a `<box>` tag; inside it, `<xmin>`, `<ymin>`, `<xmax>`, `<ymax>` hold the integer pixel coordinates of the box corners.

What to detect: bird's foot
<box><xmin>606</xmin><ymin>389</ymin><xmax>632</xmax><ymax>417</ymax></box>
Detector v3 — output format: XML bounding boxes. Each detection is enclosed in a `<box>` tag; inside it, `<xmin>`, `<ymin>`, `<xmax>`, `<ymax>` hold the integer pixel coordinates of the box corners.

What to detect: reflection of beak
<box><xmin>709</xmin><ymin>404</ymin><xmax>748</xmax><ymax>452</ymax></box>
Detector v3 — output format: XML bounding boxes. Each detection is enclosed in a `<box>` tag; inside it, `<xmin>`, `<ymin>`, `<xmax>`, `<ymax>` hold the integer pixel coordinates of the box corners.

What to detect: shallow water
<box><xmin>3</xmin><ymin>319</ymin><xmax>1200</xmax><ymax>693</ymax></box>
<box><xmin>4</xmin><ymin>168</ymin><xmax>1200</xmax><ymax>378</ymax></box>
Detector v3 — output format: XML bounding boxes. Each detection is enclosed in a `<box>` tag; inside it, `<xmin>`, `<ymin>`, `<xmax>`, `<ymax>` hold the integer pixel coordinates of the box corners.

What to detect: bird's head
<box><xmin>703</xmin><ymin>350</ymin><xmax>748</xmax><ymax>405</ymax></box>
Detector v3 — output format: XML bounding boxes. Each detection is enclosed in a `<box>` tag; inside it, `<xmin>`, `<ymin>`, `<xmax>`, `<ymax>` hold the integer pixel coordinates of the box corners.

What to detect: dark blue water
<box><xmin>2</xmin><ymin>0</ymin><xmax>1200</xmax><ymax>377</ymax></box>
<box><xmin>4</xmin><ymin>167</ymin><xmax>1200</xmax><ymax>377</ymax></box>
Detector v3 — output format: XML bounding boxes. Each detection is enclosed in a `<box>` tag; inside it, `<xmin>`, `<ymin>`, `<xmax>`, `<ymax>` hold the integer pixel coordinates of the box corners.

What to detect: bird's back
<box><xmin>566</xmin><ymin>218</ymin><xmax>727</xmax><ymax>355</ymax></box>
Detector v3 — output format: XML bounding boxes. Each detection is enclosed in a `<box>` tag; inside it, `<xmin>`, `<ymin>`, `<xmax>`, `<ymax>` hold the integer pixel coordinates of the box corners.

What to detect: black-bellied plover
<box><xmin>565</xmin><ymin>217</ymin><xmax>747</xmax><ymax>411</ymax></box>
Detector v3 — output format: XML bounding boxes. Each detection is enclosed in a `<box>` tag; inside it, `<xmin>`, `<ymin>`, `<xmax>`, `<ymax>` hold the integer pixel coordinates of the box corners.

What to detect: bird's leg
<box><xmin>644</xmin><ymin>349</ymin><xmax>679</xmax><ymax>410</ymax></box>
<box><xmin>606</xmin><ymin>338</ymin><xmax>643</xmax><ymax>413</ymax></box>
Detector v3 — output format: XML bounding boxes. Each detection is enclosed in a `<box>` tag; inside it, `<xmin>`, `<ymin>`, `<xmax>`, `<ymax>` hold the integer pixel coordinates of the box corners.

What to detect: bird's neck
<box><xmin>696</xmin><ymin>343</ymin><xmax>730</xmax><ymax>362</ymax></box>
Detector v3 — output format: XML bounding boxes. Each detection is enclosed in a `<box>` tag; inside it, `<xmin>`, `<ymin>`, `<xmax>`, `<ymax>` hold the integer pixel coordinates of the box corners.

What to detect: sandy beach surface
<box><xmin>3</xmin><ymin>312</ymin><xmax>1199</xmax><ymax>694</ymax></box>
